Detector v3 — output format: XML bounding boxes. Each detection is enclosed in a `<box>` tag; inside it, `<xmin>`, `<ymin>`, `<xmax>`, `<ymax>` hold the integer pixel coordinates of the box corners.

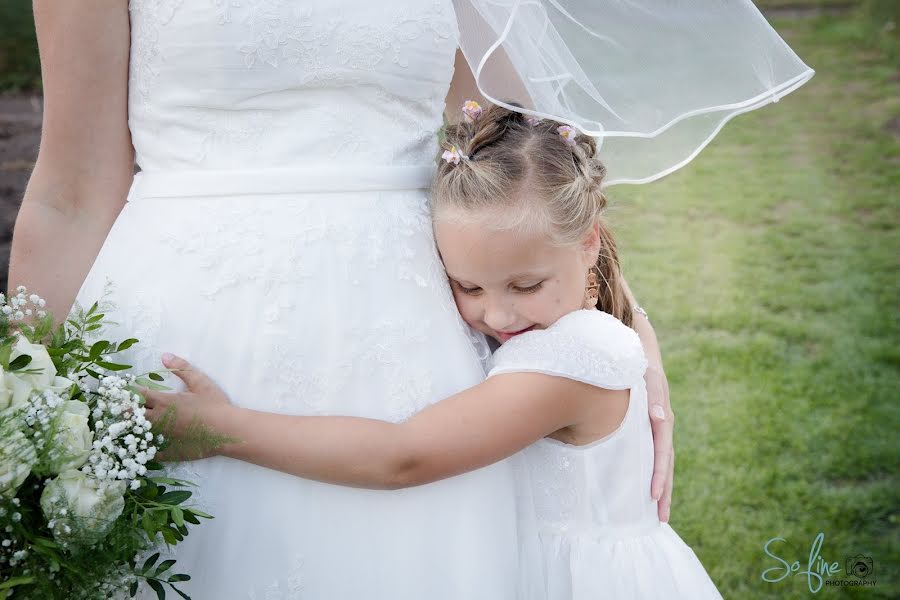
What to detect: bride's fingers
<box><xmin>659</xmin><ymin>450</ymin><xmax>675</xmax><ymax>523</ymax></box>
<box><xmin>649</xmin><ymin>407</ymin><xmax>672</xmax><ymax>501</ymax></box>
<box><xmin>161</xmin><ymin>353</ymin><xmax>207</xmax><ymax>390</ymax></box>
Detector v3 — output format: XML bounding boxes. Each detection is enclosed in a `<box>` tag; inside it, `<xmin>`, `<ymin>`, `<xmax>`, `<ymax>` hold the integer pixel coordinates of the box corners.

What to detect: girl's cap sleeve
<box><xmin>487</xmin><ymin>310</ymin><xmax>647</xmax><ymax>390</ymax></box>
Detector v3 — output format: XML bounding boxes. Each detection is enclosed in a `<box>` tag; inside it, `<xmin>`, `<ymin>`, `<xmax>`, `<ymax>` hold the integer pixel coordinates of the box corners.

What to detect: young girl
<box><xmin>144</xmin><ymin>103</ymin><xmax>721</xmax><ymax>598</ymax></box>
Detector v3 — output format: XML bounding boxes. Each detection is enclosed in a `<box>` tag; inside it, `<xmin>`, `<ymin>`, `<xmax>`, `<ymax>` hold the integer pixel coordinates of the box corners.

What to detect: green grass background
<box><xmin>1</xmin><ymin>1</ymin><xmax>897</xmax><ymax>598</ymax></box>
<box><xmin>609</xmin><ymin>9</ymin><xmax>899</xmax><ymax>599</ymax></box>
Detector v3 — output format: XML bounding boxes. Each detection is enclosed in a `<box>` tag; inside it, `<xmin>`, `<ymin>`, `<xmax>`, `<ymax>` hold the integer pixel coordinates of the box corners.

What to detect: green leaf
<box><xmin>129</xmin><ymin>580</ymin><xmax>138</xmax><ymax>597</ymax></box>
<box><xmin>148</xmin><ymin>476</ymin><xmax>192</xmax><ymax>486</ymax></box>
<box><xmin>168</xmin><ymin>574</ymin><xmax>191</xmax><ymax>583</ymax></box>
<box><xmin>8</xmin><ymin>354</ymin><xmax>32</xmax><ymax>371</ymax></box>
<box><xmin>153</xmin><ymin>509</ymin><xmax>169</xmax><ymax>529</ymax></box>
<box><xmin>148</xmin><ymin>578</ymin><xmax>165</xmax><ymax>600</ymax></box>
<box><xmin>188</xmin><ymin>508</ymin><xmax>213</xmax><ymax>519</ymax></box>
<box><xmin>86</xmin><ymin>301</ymin><xmax>99</xmax><ymax>316</ymax></box>
<box><xmin>87</xmin><ymin>313</ymin><xmax>105</xmax><ymax>323</ymax></box>
<box><xmin>117</xmin><ymin>338</ymin><xmax>139</xmax><ymax>351</ymax></box>
<box><xmin>0</xmin><ymin>576</ymin><xmax>36</xmax><ymax>591</ymax></box>
<box><xmin>142</xmin><ymin>511</ymin><xmax>156</xmax><ymax>539</ymax></box>
<box><xmin>89</xmin><ymin>340</ymin><xmax>110</xmax><ymax>359</ymax></box>
<box><xmin>160</xmin><ymin>527</ymin><xmax>178</xmax><ymax>545</ymax></box>
<box><xmin>155</xmin><ymin>559</ymin><xmax>177</xmax><ymax>577</ymax></box>
<box><xmin>86</xmin><ymin>323</ymin><xmax>103</xmax><ymax>332</ymax></box>
<box><xmin>171</xmin><ymin>507</ymin><xmax>184</xmax><ymax>527</ymax></box>
<box><xmin>171</xmin><ymin>585</ymin><xmax>191</xmax><ymax>600</ymax></box>
<box><xmin>149</xmin><ymin>372</ymin><xmax>165</xmax><ymax>382</ymax></box>
<box><xmin>158</xmin><ymin>490</ymin><xmax>192</xmax><ymax>505</ymax></box>
<box><xmin>141</xmin><ymin>552</ymin><xmax>160</xmax><ymax>574</ymax></box>
<box><xmin>96</xmin><ymin>360</ymin><xmax>131</xmax><ymax>371</ymax></box>
<box><xmin>181</xmin><ymin>511</ymin><xmax>200</xmax><ymax>525</ymax></box>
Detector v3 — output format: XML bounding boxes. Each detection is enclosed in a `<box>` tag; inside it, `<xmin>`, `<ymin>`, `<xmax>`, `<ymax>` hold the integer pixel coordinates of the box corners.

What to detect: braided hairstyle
<box><xmin>434</xmin><ymin>103</ymin><xmax>633</xmax><ymax>327</ymax></box>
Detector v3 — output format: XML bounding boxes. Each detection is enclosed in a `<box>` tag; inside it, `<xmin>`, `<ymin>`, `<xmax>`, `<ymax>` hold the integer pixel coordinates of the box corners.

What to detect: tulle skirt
<box><xmin>539</xmin><ymin>521</ymin><xmax>723</xmax><ymax>599</ymax></box>
<box><xmin>75</xmin><ymin>167</ymin><xmax>533</xmax><ymax>599</ymax></box>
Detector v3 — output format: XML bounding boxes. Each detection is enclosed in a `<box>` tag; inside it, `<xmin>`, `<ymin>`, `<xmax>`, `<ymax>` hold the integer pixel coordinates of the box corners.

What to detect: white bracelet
<box><xmin>633</xmin><ymin>305</ymin><xmax>649</xmax><ymax>320</ymax></box>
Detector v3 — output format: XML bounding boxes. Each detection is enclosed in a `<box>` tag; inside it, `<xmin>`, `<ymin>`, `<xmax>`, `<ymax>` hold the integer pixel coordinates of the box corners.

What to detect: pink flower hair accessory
<box><xmin>557</xmin><ymin>125</ymin><xmax>578</xmax><ymax>147</ymax></box>
<box><xmin>442</xmin><ymin>145</ymin><xmax>468</xmax><ymax>165</ymax></box>
<box><xmin>462</xmin><ymin>100</ymin><xmax>483</xmax><ymax>122</ymax></box>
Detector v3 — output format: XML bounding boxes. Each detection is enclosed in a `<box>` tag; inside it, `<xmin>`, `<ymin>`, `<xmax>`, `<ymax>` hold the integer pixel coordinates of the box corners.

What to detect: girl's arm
<box><xmin>11</xmin><ymin>1</ymin><xmax>134</xmax><ymax>322</ymax></box>
<box><xmin>142</xmin><ymin>355</ymin><xmax>628</xmax><ymax>490</ymax></box>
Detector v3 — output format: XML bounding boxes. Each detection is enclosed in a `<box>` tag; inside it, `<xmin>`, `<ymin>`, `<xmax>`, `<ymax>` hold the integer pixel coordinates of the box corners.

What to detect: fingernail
<box><xmin>651</xmin><ymin>405</ymin><xmax>666</xmax><ymax>420</ymax></box>
<box><xmin>162</xmin><ymin>352</ymin><xmax>174</xmax><ymax>363</ymax></box>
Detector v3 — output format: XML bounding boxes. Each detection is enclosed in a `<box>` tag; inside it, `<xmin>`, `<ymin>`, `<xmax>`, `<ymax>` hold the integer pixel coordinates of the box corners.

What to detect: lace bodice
<box><xmin>128</xmin><ymin>0</ymin><xmax>458</xmax><ymax>171</ymax></box>
<box><xmin>488</xmin><ymin>310</ymin><xmax>658</xmax><ymax>532</ymax></box>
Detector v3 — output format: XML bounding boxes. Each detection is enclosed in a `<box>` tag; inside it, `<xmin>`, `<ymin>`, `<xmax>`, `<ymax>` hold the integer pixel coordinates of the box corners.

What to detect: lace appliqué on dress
<box><xmin>488</xmin><ymin>310</ymin><xmax>648</xmax><ymax>390</ymax></box>
<box><xmin>129</xmin><ymin>0</ymin><xmax>185</xmax><ymax>112</ymax></box>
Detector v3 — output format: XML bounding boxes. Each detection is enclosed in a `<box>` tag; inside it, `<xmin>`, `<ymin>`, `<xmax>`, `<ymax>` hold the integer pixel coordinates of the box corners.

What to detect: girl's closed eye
<box><xmin>514</xmin><ymin>282</ymin><xmax>544</xmax><ymax>294</ymax></box>
<box><xmin>453</xmin><ymin>281</ymin><xmax>482</xmax><ymax>295</ymax></box>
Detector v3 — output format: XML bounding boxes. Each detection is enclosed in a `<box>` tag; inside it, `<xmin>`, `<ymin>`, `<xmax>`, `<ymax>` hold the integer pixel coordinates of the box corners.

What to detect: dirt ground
<box><xmin>0</xmin><ymin>93</ymin><xmax>41</xmax><ymax>294</ymax></box>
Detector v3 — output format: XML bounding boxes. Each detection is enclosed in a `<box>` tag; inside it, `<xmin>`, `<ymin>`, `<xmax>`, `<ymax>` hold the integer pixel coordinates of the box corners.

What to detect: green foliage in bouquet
<box><xmin>0</xmin><ymin>288</ymin><xmax>212</xmax><ymax>600</ymax></box>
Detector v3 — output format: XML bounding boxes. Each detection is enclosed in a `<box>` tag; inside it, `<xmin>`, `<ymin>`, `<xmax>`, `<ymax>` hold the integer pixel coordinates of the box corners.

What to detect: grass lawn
<box><xmin>609</xmin><ymin>13</ymin><xmax>899</xmax><ymax>599</ymax></box>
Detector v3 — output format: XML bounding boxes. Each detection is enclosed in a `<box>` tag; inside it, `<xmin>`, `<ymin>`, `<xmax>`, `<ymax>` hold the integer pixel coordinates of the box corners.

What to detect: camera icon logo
<box><xmin>845</xmin><ymin>555</ymin><xmax>874</xmax><ymax>579</ymax></box>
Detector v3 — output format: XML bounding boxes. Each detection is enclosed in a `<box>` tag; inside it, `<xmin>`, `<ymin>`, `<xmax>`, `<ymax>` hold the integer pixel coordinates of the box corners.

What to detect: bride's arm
<box><xmin>9</xmin><ymin>1</ymin><xmax>134</xmax><ymax>322</ymax></box>
<box><xmin>621</xmin><ymin>274</ymin><xmax>675</xmax><ymax>521</ymax></box>
<box><xmin>142</xmin><ymin>356</ymin><xmax>627</xmax><ymax>490</ymax></box>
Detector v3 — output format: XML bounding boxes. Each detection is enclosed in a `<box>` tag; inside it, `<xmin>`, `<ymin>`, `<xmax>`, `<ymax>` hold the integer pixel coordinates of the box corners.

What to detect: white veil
<box><xmin>453</xmin><ymin>0</ymin><xmax>815</xmax><ymax>186</ymax></box>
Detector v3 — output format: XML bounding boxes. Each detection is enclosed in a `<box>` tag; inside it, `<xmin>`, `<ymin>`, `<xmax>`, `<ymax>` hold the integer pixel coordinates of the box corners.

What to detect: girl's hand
<box><xmin>141</xmin><ymin>353</ymin><xmax>232</xmax><ymax>460</ymax></box>
<box><xmin>646</xmin><ymin>361</ymin><xmax>674</xmax><ymax>523</ymax></box>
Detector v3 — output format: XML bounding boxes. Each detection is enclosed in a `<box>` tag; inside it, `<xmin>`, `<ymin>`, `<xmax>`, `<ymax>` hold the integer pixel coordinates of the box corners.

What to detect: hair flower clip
<box><xmin>525</xmin><ymin>115</ymin><xmax>543</xmax><ymax>126</ymax></box>
<box><xmin>462</xmin><ymin>100</ymin><xmax>483</xmax><ymax>122</ymax></box>
<box><xmin>557</xmin><ymin>125</ymin><xmax>578</xmax><ymax>147</ymax></box>
<box><xmin>442</xmin><ymin>145</ymin><xmax>464</xmax><ymax>165</ymax></box>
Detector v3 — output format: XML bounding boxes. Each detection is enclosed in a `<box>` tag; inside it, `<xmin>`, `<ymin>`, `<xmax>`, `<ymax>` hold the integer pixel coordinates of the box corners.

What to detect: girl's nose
<box><xmin>482</xmin><ymin>301</ymin><xmax>517</xmax><ymax>332</ymax></box>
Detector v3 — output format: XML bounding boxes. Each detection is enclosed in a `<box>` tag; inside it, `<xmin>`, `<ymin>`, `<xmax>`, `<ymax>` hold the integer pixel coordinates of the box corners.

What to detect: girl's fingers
<box><xmin>138</xmin><ymin>387</ymin><xmax>157</xmax><ymax>408</ymax></box>
<box><xmin>162</xmin><ymin>353</ymin><xmax>207</xmax><ymax>390</ymax></box>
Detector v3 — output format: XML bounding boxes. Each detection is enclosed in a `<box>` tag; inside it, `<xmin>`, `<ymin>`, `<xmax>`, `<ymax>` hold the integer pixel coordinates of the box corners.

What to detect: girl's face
<box><xmin>435</xmin><ymin>211</ymin><xmax>601</xmax><ymax>344</ymax></box>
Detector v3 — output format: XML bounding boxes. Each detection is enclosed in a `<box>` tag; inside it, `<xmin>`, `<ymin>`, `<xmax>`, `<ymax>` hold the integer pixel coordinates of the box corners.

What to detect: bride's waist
<box><xmin>127</xmin><ymin>164</ymin><xmax>436</xmax><ymax>201</ymax></box>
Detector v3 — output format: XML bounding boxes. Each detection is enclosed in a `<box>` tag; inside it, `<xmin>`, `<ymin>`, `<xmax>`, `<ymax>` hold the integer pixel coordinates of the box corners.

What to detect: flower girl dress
<box><xmin>489</xmin><ymin>310</ymin><xmax>724</xmax><ymax>599</ymax></box>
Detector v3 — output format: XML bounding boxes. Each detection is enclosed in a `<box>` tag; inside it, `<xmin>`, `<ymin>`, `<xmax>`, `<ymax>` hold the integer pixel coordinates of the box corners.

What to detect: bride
<box><xmin>12</xmin><ymin>1</ymin><xmax>810</xmax><ymax>597</ymax></box>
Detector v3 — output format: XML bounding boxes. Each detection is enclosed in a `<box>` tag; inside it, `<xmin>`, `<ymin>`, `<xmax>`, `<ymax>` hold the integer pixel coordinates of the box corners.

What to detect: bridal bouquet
<box><xmin>0</xmin><ymin>287</ymin><xmax>209</xmax><ymax>600</ymax></box>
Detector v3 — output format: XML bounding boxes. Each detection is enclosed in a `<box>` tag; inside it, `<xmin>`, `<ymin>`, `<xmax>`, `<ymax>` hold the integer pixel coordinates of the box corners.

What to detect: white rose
<box><xmin>0</xmin><ymin>425</ymin><xmax>37</xmax><ymax>498</ymax></box>
<box><xmin>10</xmin><ymin>334</ymin><xmax>59</xmax><ymax>388</ymax></box>
<box><xmin>48</xmin><ymin>401</ymin><xmax>93</xmax><ymax>474</ymax></box>
<box><xmin>0</xmin><ymin>336</ymin><xmax>73</xmax><ymax>411</ymax></box>
<box><xmin>40</xmin><ymin>470</ymin><xmax>126</xmax><ymax>545</ymax></box>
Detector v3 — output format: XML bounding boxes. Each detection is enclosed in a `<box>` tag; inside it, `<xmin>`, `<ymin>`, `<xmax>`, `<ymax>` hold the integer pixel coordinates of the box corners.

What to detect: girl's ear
<box><xmin>581</xmin><ymin>221</ymin><xmax>602</xmax><ymax>264</ymax></box>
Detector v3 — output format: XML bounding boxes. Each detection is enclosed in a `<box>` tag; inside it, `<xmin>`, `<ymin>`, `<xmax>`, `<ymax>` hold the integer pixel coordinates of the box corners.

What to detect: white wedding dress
<box><xmin>74</xmin><ymin>1</ymin><xmax>535</xmax><ymax>598</ymax></box>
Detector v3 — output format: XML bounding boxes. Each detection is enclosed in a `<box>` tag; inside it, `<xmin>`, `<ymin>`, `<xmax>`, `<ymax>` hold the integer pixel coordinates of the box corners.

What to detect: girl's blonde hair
<box><xmin>434</xmin><ymin>103</ymin><xmax>633</xmax><ymax>327</ymax></box>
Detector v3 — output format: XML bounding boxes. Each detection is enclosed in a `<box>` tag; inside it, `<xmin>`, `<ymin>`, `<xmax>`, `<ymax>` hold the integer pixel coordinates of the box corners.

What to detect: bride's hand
<box><xmin>646</xmin><ymin>361</ymin><xmax>674</xmax><ymax>523</ymax></box>
<box><xmin>140</xmin><ymin>353</ymin><xmax>232</xmax><ymax>459</ymax></box>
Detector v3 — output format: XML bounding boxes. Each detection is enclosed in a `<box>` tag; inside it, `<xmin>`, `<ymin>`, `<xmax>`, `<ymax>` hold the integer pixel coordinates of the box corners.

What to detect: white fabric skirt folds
<box><xmin>74</xmin><ymin>166</ymin><xmax>533</xmax><ymax>600</ymax></box>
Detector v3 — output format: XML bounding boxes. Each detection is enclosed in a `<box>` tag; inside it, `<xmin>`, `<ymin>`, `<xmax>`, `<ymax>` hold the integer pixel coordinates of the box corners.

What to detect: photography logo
<box><xmin>845</xmin><ymin>555</ymin><xmax>874</xmax><ymax>579</ymax></box>
<box><xmin>761</xmin><ymin>532</ymin><xmax>878</xmax><ymax>593</ymax></box>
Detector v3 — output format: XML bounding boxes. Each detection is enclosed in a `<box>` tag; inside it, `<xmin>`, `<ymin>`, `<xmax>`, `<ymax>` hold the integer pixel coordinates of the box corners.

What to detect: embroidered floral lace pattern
<box><xmin>128</xmin><ymin>0</ymin><xmax>185</xmax><ymax>113</ymax></box>
<box><xmin>488</xmin><ymin>310</ymin><xmax>649</xmax><ymax>526</ymax></box>
<box><xmin>488</xmin><ymin>310</ymin><xmax>648</xmax><ymax>391</ymax></box>
<box><xmin>128</xmin><ymin>0</ymin><xmax>458</xmax><ymax>170</ymax></box>
<box><xmin>247</xmin><ymin>554</ymin><xmax>305</xmax><ymax>600</ymax></box>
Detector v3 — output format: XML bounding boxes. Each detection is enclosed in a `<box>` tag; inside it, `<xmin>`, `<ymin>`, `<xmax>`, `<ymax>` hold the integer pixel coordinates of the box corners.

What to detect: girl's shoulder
<box><xmin>487</xmin><ymin>310</ymin><xmax>647</xmax><ymax>390</ymax></box>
